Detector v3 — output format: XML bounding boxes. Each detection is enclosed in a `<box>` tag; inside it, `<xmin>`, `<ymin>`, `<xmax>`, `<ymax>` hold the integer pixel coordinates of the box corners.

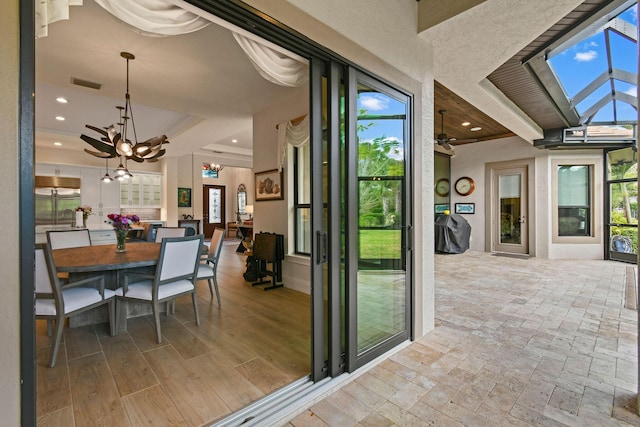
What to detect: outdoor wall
<box><xmin>452</xmin><ymin>138</ymin><xmax>606</xmax><ymax>260</ymax></box>
<box><xmin>451</xmin><ymin>137</ymin><xmax>544</xmax><ymax>252</ymax></box>
<box><xmin>2</xmin><ymin>0</ymin><xmax>21</xmax><ymax>424</ymax></box>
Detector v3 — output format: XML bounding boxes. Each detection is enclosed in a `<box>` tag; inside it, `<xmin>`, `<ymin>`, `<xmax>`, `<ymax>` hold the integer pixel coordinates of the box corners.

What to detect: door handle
<box><xmin>316</xmin><ymin>231</ymin><xmax>327</xmax><ymax>264</ymax></box>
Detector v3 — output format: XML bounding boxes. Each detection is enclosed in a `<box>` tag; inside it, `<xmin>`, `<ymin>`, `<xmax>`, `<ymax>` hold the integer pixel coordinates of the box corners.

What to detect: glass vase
<box><xmin>115</xmin><ymin>229</ymin><xmax>128</xmax><ymax>253</ymax></box>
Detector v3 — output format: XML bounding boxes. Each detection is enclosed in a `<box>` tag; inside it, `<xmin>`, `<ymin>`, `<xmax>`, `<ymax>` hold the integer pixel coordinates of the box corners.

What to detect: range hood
<box><xmin>35</xmin><ymin>176</ymin><xmax>81</xmax><ymax>189</ymax></box>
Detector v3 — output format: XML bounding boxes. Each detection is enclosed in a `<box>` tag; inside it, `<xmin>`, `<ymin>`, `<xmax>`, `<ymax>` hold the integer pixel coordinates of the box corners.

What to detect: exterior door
<box><xmin>493</xmin><ymin>166</ymin><xmax>529</xmax><ymax>254</ymax></box>
<box><xmin>605</xmin><ymin>147</ymin><xmax>638</xmax><ymax>263</ymax></box>
<box><xmin>203</xmin><ymin>185</ymin><xmax>225</xmax><ymax>238</ymax></box>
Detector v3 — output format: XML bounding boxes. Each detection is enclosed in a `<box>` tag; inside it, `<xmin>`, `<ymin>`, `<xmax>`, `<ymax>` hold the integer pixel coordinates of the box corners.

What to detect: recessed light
<box><xmin>56</xmin><ymin>97</ymin><xmax>68</xmax><ymax>104</ymax></box>
<box><xmin>231</xmin><ymin>139</ymin><xmax>238</xmax><ymax>143</ymax></box>
<box><xmin>470</xmin><ymin>127</ymin><xmax>482</xmax><ymax>131</ymax></box>
<box><xmin>55</xmin><ymin>116</ymin><xmax>65</xmax><ymax>121</ymax></box>
<box><xmin>461</xmin><ymin>121</ymin><xmax>471</xmax><ymax>126</ymax></box>
<box><xmin>53</xmin><ymin>142</ymin><xmax>62</xmax><ymax>146</ymax></box>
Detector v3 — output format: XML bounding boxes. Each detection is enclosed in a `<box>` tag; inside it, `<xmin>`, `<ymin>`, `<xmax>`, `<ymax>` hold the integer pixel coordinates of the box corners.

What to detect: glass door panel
<box><xmin>348</xmin><ymin>71</ymin><xmax>411</xmax><ymax>368</ymax></box>
<box><xmin>493</xmin><ymin>166</ymin><xmax>528</xmax><ymax>255</ymax></box>
<box><xmin>202</xmin><ymin>185</ymin><xmax>224</xmax><ymax>238</ymax></box>
<box><xmin>606</xmin><ymin>147</ymin><xmax>638</xmax><ymax>262</ymax></box>
<box><xmin>499</xmin><ymin>174</ymin><xmax>521</xmax><ymax>245</ymax></box>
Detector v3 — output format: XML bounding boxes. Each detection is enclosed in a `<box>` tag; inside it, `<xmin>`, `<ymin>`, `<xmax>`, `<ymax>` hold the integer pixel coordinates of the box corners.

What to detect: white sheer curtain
<box><xmin>277</xmin><ymin>115</ymin><xmax>309</xmax><ymax>171</ymax></box>
<box><xmin>35</xmin><ymin>0</ymin><xmax>83</xmax><ymax>39</ymax></box>
<box><xmin>233</xmin><ymin>33</ymin><xmax>308</xmax><ymax>87</ymax></box>
<box><xmin>94</xmin><ymin>0</ymin><xmax>210</xmax><ymax>37</ymax></box>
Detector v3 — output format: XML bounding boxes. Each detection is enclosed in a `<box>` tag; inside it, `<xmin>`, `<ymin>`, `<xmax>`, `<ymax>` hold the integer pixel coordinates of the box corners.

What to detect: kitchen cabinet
<box><xmin>80</xmin><ymin>168</ymin><xmax>121</xmax><ymax>227</ymax></box>
<box><xmin>36</xmin><ymin>163</ymin><xmax>82</xmax><ymax>178</ymax></box>
<box><xmin>120</xmin><ymin>172</ymin><xmax>162</xmax><ymax>208</ymax></box>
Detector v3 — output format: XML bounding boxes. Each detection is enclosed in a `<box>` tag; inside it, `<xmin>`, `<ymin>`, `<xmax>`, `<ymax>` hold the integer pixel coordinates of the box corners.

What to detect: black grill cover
<box><xmin>435</xmin><ymin>213</ymin><xmax>471</xmax><ymax>254</ymax></box>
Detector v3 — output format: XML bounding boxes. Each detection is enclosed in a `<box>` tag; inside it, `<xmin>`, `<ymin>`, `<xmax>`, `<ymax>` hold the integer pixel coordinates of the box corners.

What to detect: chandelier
<box><xmin>209</xmin><ymin>163</ymin><xmax>224</xmax><ymax>172</ymax></box>
<box><xmin>81</xmin><ymin>52</ymin><xmax>169</xmax><ymax>178</ymax></box>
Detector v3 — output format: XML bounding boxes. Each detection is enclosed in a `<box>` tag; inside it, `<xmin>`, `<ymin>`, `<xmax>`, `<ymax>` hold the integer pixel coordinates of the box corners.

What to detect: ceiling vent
<box><xmin>71</xmin><ymin>77</ymin><xmax>102</xmax><ymax>90</ymax></box>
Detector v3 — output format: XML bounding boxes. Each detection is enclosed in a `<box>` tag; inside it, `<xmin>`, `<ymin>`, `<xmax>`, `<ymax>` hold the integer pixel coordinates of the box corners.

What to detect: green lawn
<box><xmin>359</xmin><ymin>229</ymin><xmax>401</xmax><ymax>259</ymax></box>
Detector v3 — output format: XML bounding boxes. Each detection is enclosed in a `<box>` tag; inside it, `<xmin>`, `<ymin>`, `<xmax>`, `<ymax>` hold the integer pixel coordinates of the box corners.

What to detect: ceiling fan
<box><xmin>436</xmin><ymin>109</ymin><xmax>456</xmax><ymax>150</ymax></box>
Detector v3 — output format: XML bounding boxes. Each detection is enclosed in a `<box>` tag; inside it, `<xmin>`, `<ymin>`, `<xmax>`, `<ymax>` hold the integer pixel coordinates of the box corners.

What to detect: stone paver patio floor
<box><xmin>287</xmin><ymin>251</ymin><xmax>640</xmax><ymax>426</ymax></box>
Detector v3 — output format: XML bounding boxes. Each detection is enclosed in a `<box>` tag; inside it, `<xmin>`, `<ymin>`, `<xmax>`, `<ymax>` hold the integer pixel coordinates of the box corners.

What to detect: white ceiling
<box><xmin>35</xmin><ymin>0</ymin><xmax>305</xmax><ymax>164</ymax></box>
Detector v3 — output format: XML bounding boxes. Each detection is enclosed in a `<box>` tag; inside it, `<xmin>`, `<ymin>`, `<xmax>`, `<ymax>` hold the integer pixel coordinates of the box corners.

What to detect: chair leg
<box><xmin>49</xmin><ymin>314</ymin><xmax>65</xmax><ymax>368</ymax></box>
<box><xmin>207</xmin><ymin>278</ymin><xmax>214</xmax><ymax>299</ymax></box>
<box><xmin>108</xmin><ymin>299</ymin><xmax>116</xmax><ymax>337</ymax></box>
<box><xmin>152</xmin><ymin>302</ymin><xmax>162</xmax><ymax>343</ymax></box>
<box><xmin>47</xmin><ymin>319</ymin><xmax>53</xmax><ymax>337</ymax></box>
<box><xmin>191</xmin><ymin>292</ymin><xmax>200</xmax><ymax>326</ymax></box>
<box><xmin>213</xmin><ymin>276</ymin><xmax>221</xmax><ymax>307</ymax></box>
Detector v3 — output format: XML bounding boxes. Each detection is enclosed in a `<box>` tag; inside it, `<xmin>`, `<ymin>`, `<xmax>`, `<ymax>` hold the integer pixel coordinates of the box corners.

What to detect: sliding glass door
<box><xmin>310</xmin><ymin>65</ymin><xmax>412</xmax><ymax>375</ymax></box>
<box><xmin>346</xmin><ymin>70</ymin><xmax>412</xmax><ymax>370</ymax></box>
<box><xmin>606</xmin><ymin>147</ymin><xmax>638</xmax><ymax>263</ymax></box>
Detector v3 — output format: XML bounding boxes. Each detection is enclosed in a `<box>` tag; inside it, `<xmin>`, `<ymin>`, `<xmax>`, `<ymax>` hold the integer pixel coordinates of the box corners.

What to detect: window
<box><xmin>558</xmin><ymin>165</ymin><xmax>591</xmax><ymax>236</ymax></box>
<box><xmin>294</xmin><ymin>144</ymin><xmax>311</xmax><ymax>254</ymax></box>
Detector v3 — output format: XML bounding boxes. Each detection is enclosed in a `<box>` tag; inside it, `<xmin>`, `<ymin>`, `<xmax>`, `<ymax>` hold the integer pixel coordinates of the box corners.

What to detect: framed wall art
<box><xmin>178</xmin><ymin>187</ymin><xmax>192</xmax><ymax>207</ymax></box>
<box><xmin>455</xmin><ymin>202</ymin><xmax>475</xmax><ymax>214</ymax></box>
<box><xmin>255</xmin><ymin>169</ymin><xmax>284</xmax><ymax>201</ymax></box>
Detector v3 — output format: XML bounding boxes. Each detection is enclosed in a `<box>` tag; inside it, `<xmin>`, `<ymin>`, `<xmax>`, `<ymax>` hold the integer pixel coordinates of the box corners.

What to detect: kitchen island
<box><xmin>35</xmin><ymin>224</ymin><xmax>145</xmax><ymax>245</ymax></box>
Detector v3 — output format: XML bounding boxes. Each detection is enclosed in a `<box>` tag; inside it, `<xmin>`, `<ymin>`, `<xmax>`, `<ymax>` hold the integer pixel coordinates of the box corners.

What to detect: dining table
<box><xmin>53</xmin><ymin>241</ymin><xmax>161</xmax><ymax>274</ymax></box>
<box><xmin>53</xmin><ymin>241</ymin><xmax>208</xmax><ymax>330</ymax></box>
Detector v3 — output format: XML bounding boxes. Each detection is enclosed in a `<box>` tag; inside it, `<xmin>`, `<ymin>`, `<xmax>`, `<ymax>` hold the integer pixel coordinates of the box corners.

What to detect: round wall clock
<box><xmin>455</xmin><ymin>176</ymin><xmax>475</xmax><ymax>196</ymax></box>
<box><xmin>435</xmin><ymin>178</ymin><xmax>450</xmax><ymax>197</ymax></box>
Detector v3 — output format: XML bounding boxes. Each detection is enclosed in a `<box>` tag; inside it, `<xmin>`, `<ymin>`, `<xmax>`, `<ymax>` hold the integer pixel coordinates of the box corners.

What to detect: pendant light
<box><xmin>81</xmin><ymin>52</ymin><xmax>170</xmax><ymax>164</ymax></box>
<box><xmin>101</xmin><ymin>158</ymin><xmax>113</xmax><ymax>182</ymax></box>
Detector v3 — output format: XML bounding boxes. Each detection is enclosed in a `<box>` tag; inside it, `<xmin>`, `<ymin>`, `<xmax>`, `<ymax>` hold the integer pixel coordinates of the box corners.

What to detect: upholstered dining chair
<box><xmin>115</xmin><ymin>234</ymin><xmax>204</xmax><ymax>343</ymax></box>
<box><xmin>46</xmin><ymin>229</ymin><xmax>91</xmax><ymax>249</ymax></box>
<box><xmin>35</xmin><ymin>242</ymin><xmax>116</xmax><ymax>368</ymax></box>
<box><xmin>197</xmin><ymin>227</ymin><xmax>225</xmax><ymax>306</ymax></box>
<box><xmin>46</xmin><ymin>228</ymin><xmax>93</xmax><ymax>283</ymax></box>
<box><xmin>154</xmin><ymin>227</ymin><xmax>186</xmax><ymax>242</ymax></box>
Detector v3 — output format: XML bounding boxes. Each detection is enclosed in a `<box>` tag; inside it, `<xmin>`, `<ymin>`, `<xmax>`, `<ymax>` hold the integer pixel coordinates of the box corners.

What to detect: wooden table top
<box><xmin>53</xmin><ymin>242</ymin><xmax>161</xmax><ymax>273</ymax></box>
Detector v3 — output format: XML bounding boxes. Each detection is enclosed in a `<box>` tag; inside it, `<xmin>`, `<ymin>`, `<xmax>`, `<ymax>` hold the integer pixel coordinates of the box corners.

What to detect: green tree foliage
<box><xmin>358</xmin><ymin>135</ymin><xmax>403</xmax><ymax>228</ymax></box>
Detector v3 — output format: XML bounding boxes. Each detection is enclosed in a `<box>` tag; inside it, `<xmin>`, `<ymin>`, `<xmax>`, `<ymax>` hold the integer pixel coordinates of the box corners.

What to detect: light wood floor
<box><xmin>36</xmin><ymin>240</ymin><xmax>311</xmax><ymax>427</ymax></box>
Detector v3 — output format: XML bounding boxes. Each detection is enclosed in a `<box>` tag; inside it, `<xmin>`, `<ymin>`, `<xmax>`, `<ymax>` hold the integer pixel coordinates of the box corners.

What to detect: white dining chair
<box><xmin>46</xmin><ymin>229</ymin><xmax>91</xmax><ymax>249</ymax></box>
<box><xmin>154</xmin><ymin>227</ymin><xmax>186</xmax><ymax>242</ymax></box>
<box><xmin>35</xmin><ymin>243</ymin><xmax>116</xmax><ymax>368</ymax></box>
<box><xmin>115</xmin><ymin>234</ymin><xmax>203</xmax><ymax>343</ymax></box>
<box><xmin>197</xmin><ymin>227</ymin><xmax>225</xmax><ymax>306</ymax></box>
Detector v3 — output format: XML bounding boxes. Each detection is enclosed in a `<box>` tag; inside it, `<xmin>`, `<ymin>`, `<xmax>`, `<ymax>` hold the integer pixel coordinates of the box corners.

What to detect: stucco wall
<box><xmin>2</xmin><ymin>0</ymin><xmax>21</xmax><ymax>424</ymax></box>
<box><xmin>452</xmin><ymin>138</ymin><xmax>605</xmax><ymax>260</ymax></box>
<box><xmin>451</xmin><ymin>137</ymin><xmax>544</xmax><ymax>252</ymax></box>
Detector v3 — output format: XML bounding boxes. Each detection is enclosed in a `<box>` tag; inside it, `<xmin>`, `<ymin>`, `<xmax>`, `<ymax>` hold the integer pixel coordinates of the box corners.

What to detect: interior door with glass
<box><xmin>203</xmin><ymin>184</ymin><xmax>225</xmax><ymax>238</ymax></box>
<box><xmin>493</xmin><ymin>166</ymin><xmax>529</xmax><ymax>254</ymax></box>
<box><xmin>346</xmin><ymin>70</ymin><xmax>412</xmax><ymax>370</ymax></box>
<box><xmin>606</xmin><ymin>147</ymin><xmax>638</xmax><ymax>263</ymax></box>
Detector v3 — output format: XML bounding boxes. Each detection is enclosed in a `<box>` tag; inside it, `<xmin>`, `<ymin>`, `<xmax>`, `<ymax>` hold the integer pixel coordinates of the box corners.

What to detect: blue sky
<box><xmin>357</xmin><ymin>91</ymin><xmax>406</xmax><ymax>160</ymax></box>
<box><xmin>548</xmin><ymin>4</ymin><xmax>637</xmax><ymax>123</ymax></box>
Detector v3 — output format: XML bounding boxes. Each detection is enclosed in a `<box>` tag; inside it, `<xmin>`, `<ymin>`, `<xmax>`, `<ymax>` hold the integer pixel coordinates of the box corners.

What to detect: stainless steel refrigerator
<box><xmin>35</xmin><ymin>176</ymin><xmax>81</xmax><ymax>226</ymax></box>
